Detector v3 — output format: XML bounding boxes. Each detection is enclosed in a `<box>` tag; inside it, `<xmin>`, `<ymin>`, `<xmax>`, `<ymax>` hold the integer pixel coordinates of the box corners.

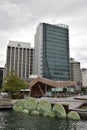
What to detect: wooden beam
<box><xmin>37</xmin><ymin>84</ymin><xmax>44</xmax><ymax>96</ymax></box>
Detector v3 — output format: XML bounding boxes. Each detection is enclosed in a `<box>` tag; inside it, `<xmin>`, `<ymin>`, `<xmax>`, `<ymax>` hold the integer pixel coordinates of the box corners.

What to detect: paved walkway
<box><xmin>41</xmin><ymin>95</ymin><xmax>87</xmax><ymax>109</ymax></box>
<box><xmin>0</xmin><ymin>95</ymin><xmax>87</xmax><ymax>111</ymax></box>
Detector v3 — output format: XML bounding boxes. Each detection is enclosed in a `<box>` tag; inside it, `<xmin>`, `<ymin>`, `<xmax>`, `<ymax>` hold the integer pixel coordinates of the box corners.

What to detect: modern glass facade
<box><xmin>34</xmin><ymin>23</ymin><xmax>70</xmax><ymax>80</ymax></box>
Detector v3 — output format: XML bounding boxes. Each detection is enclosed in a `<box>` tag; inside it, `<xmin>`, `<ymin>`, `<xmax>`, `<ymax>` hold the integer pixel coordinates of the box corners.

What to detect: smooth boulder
<box><xmin>53</xmin><ymin>103</ymin><xmax>66</xmax><ymax>119</ymax></box>
<box><xmin>24</xmin><ymin>97</ymin><xmax>38</xmax><ymax>112</ymax></box>
<box><xmin>43</xmin><ymin>111</ymin><xmax>55</xmax><ymax>118</ymax></box>
<box><xmin>68</xmin><ymin>111</ymin><xmax>80</xmax><ymax>121</ymax></box>
<box><xmin>37</xmin><ymin>100</ymin><xmax>52</xmax><ymax>115</ymax></box>
<box><xmin>13</xmin><ymin>100</ymin><xmax>24</xmax><ymax>112</ymax></box>
<box><xmin>22</xmin><ymin>109</ymin><xmax>29</xmax><ymax>114</ymax></box>
<box><xmin>31</xmin><ymin>111</ymin><xmax>40</xmax><ymax>115</ymax></box>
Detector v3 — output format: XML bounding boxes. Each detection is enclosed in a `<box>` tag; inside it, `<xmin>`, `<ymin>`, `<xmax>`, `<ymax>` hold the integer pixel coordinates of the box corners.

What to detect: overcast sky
<box><xmin>0</xmin><ymin>0</ymin><xmax>87</xmax><ymax>68</ymax></box>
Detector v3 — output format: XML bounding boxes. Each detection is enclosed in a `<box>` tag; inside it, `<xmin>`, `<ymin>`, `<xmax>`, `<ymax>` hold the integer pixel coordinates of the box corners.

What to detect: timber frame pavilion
<box><xmin>30</xmin><ymin>77</ymin><xmax>77</xmax><ymax>97</ymax></box>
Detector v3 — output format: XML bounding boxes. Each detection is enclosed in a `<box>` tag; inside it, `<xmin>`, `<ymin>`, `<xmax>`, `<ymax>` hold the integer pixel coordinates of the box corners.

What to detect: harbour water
<box><xmin>0</xmin><ymin>111</ymin><xmax>87</xmax><ymax>130</ymax></box>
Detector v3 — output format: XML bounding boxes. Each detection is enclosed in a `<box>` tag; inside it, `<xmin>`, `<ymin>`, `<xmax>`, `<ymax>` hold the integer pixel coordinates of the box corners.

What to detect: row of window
<box><xmin>44</xmin><ymin>54</ymin><xmax>69</xmax><ymax>60</ymax></box>
<box><xmin>46</xmin><ymin>34</ymin><xmax>68</xmax><ymax>41</ymax></box>
<box><xmin>46</xmin><ymin>30</ymin><xmax>68</xmax><ymax>38</ymax></box>
<box><xmin>46</xmin><ymin>25</ymin><xmax>68</xmax><ymax>33</ymax></box>
<box><xmin>46</xmin><ymin>50</ymin><xmax>69</xmax><ymax>56</ymax></box>
<box><xmin>46</xmin><ymin>39</ymin><xmax>68</xmax><ymax>46</ymax></box>
<box><xmin>8</xmin><ymin>46</ymin><xmax>33</xmax><ymax>51</ymax></box>
<box><xmin>46</xmin><ymin>45</ymin><xmax>69</xmax><ymax>52</ymax></box>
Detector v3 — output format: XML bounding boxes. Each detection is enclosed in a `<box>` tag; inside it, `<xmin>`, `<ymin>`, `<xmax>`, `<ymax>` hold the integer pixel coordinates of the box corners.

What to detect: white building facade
<box><xmin>5</xmin><ymin>41</ymin><xmax>34</xmax><ymax>81</ymax></box>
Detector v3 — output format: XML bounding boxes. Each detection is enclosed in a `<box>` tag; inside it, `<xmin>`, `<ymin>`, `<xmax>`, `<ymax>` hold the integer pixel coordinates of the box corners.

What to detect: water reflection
<box><xmin>0</xmin><ymin>111</ymin><xmax>87</xmax><ymax>130</ymax></box>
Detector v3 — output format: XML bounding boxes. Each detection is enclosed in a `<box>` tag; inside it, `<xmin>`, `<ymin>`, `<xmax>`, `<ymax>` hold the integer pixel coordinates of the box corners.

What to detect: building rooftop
<box><xmin>56</xmin><ymin>23</ymin><xmax>69</xmax><ymax>29</ymax></box>
<box><xmin>8</xmin><ymin>41</ymin><xmax>31</xmax><ymax>48</ymax></box>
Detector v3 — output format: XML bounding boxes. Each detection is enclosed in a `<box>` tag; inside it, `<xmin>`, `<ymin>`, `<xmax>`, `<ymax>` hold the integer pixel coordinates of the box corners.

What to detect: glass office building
<box><xmin>34</xmin><ymin>23</ymin><xmax>70</xmax><ymax>80</ymax></box>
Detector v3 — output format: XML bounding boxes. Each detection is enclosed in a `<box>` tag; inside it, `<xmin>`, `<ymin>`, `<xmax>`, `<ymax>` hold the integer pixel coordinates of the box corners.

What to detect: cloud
<box><xmin>0</xmin><ymin>0</ymin><xmax>36</xmax><ymax>31</ymax></box>
<box><xmin>0</xmin><ymin>0</ymin><xmax>87</xmax><ymax>68</ymax></box>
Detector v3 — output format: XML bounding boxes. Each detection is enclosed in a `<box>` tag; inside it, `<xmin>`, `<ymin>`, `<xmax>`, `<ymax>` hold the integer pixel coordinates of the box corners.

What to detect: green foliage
<box><xmin>0</xmin><ymin>88</ymin><xmax>2</xmax><ymax>92</ymax></box>
<box><xmin>3</xmin><ymin>72</ymin><xmax>27</xmax><ymax>93</ymax></box>
<box><xmin>25</xmin><ymin>82</ymin><xmax>30</xmax><ymax>89</ymax></box>
<box><xmin>63</xmin><ymin>87</ymin><xmax>67</xmax><ymax>93</ymax></box>
<box><xmin>81</xmin><ymin>88</ymin><xmax>87</xmax><ymax>94</ymax></box>
<box><xmin>11</xmin><ymin>92</ymin><xmax>24</xmax><ymax>99</ymax></box>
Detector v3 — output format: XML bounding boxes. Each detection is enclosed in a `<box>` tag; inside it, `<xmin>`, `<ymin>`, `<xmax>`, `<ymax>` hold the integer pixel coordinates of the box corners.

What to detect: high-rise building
<box><xmin>70</xmin><ymin>58</ymin><xmax>81</xmax><ymax>83</ymax></box>
<box><xmin>5</xmin><ymin>41</ymin><xmax>34</xmax><ymax>81</ymax></box>
<box><xmin>81</xmin><ymin>68</ymin><xmax>87</xmax><ymax>87</ymax></box>
<box><xmin>34</xmin><ymin>23</ymin><xmax>70</xmax><ymax>80</ymax></box>
<box><xmin>0</xmin><ymin>67</ymin><xmax>4</xmax><ymax>88</ymax></box>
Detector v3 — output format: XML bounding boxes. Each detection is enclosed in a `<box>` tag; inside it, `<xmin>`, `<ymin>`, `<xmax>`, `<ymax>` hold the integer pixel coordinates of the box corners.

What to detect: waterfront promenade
<box><xmin>41</xmin><ymin>95</ymin><xmax>87</xmax><ymax>118</ymax></box>
<box><xmin>0</xmin><ymin>96</ymin><xmax>13</xmax><ymax>109</ymax></box>
<box><xmin>41</xmin><ymin>95</ymin><xmax>87</xmax><ymax>109</ymax></box>
<box><xmin>0</xmin><ymin>95</ymin><xmax>87</xmax><ymax>109</ymax></box>
<box><xmin>0</xmin><ymin>95</ymin><xmax>87</xmax><ymax>118</ymax></box>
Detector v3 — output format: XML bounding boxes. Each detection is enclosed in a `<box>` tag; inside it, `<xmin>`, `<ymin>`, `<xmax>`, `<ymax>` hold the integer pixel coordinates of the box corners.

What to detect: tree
<box><xmin>62</xmin><ymin>87</ymin><xmax>67</xmax><ymax>97</ymax></box>
<box><xmin>3</xmin><ymin>72</ymin><xmax>27</xmax><ymax>98</ymax></box>
<box><xmin>81</xmin><ymin>87</ymin><xmax>87</xmax><ymax>95</ymax></box>
<box><xmin>63</xmin><ymin>87</ymin><xmax>67</xmax><ymax>93</ymax></box>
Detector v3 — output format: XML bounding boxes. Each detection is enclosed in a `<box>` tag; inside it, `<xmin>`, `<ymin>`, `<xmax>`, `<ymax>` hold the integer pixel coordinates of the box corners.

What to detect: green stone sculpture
<box><xmin>22</xmin><ymin>109</ymin><xmax>29</xmax><ymax>114</ymax></box>
<box><xmin>24</xmin><ymin>97</ymin><xmax>38</xmax><ymax>112</ymax></box>
<box><xmin>68</xmin><ymin>111</ymin><xmax>80</xmax><ymax>121</ymax></box>
<box><xmin>31</xmin><ymin>111</ymin><xmax>40</xmax><ymax>115</ymax></box>
<box><xmin>43</xmin><ymin>111</ymin><xmax>55</xmax><ymax>118</ymax></box>
<box><xmin>13</xmin><ymin>100</ymin><xmax>24</xmax><ymax>112</ymax></box>
<box><xmin>53</xmin><ymin>103</ymin><xmax>66</xmax><ymax>119</ymax></box>
<box><xmin>37</xmin><ymin>99</ymin><xmax>52</xmax><ymax>115</ymax></box>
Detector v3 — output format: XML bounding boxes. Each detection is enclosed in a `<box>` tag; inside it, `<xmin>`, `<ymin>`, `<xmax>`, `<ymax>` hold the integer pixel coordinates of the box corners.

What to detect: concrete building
<box><xmin>34</xmin><ymin>23</ymin><xmax>70</xmax><ymax>80</ymax></box>
<box><xmin>81</xmin><ymin>68</ymin><xmax>87</xmax><ymax>87</ymax></box>
<box><xmin>70</xmin><ymin>58</ymin><xmax>81</xmax><ymax>83</ymax></box>
<box><xmin>5</xmin><ymin>41</ymin><xmax>34</xmax><ymax>81</ymax></box>
<box><xmin>0</xmin><ymin>67</ymin><xmax>4</xmax><ymax>88</ymax></box>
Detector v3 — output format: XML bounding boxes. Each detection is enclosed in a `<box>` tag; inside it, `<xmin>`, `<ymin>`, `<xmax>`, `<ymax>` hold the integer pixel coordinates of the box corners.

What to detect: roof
<box><xmin>30</xmin><ymin>77</ymin><xmax>77</xmax><ymax>88</ymax></box>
